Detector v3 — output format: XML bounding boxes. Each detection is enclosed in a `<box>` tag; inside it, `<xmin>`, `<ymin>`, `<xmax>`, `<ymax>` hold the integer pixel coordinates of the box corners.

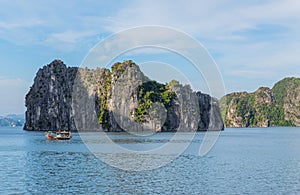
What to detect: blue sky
<box><xmin>0</xmin><ymin>0</ymin><xmax>300</xmax><ymax>115</ymax></box>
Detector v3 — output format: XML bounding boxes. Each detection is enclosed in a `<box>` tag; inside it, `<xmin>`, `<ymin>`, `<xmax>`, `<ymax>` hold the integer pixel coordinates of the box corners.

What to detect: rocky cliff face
<box><xmin>24</xmin><ymin>60</ymin><xmax>77</xmax><ymax>130</ymax></box>
<box><xmin>220</xmin><ymin>77</ymin><xmax>300</xmax><ymax>127</ymax></box>
<box><xmin>273</xmin><ymin>77</ymin><xmax>300</xmax><ymax>126</ymax></box>
<box><xmin>24</xmin><ymin>60</ymin><xmax>224</xmax><ymax>131</ymax></box>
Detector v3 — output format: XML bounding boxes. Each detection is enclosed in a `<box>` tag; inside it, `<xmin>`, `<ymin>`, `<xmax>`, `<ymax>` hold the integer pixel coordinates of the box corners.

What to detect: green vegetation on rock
<box><xmin>97</xmin><ymin>69</ymin><xmax>112</xmax><ymax>127</ymax></box>
<box><xmin>272</xmin><ymin>77</ymin><xmax>300</xmax><ymax>106</ymax></box>
<box><xmin>220</xmin><ymin>77</ymin><xmax>300</xmax><ymax>127</ymax></box>
<box><xmin>134</xmin><ymin>81</ymin><xmax>176</xmax><ymax>123</ymax></box>
<box><xmin>111</xmin><ymin>60</ymin><xmax>136</xmax><ymax>79</ymax></box>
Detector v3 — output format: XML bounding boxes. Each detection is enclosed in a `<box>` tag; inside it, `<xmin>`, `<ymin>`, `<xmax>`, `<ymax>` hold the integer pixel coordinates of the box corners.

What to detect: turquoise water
<box><xmin>1</xmin><ymin>127</ymin><xmax>300</xmax><ymax>194</ymax></box>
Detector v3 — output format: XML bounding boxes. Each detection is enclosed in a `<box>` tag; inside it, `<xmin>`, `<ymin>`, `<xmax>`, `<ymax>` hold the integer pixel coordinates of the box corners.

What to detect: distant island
<box><xmin>0</xmin><ymin>114</ymin><xmax>25</xmax><ymax>127</ymax></box>
<box><xmin>24</xmin><ymin>60</ymin><xmax>224</xmax><ymax>131</ymax></box>
<box><xmin>220</xmin><ymin>77</ymin><xmax>300</xmax><ymax>127</ymax></box>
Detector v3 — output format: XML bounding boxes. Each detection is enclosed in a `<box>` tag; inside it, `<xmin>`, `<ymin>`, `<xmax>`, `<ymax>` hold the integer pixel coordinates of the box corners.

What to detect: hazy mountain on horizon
<box><xmin>0</xmin><ymin>114</ymin><xmax>25</xmax><ymax>127</ymax></box>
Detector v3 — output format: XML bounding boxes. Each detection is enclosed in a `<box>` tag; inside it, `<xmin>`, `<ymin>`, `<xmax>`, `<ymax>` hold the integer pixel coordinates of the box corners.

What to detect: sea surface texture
<box><xmin>1</xmin><ymin>127</ymin><xmax>300</xmax><ymax>194</ymax></box>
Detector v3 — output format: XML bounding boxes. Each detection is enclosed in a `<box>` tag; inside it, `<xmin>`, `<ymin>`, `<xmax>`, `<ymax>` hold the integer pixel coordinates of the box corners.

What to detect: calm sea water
<box><xmin>1</xmin><ymin>127</ymin><xmax>300</xmax><ymax>194</ymax></box>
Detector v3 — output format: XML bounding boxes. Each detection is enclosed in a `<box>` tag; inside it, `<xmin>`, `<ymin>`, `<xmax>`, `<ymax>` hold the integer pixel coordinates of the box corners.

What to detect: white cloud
<box><xmin>0</xmin><ymin>77</ymin><xmax>27</xmax><ymax>87</ymax></box>
<box><xmin>102</xmin><ymin>0</ymin><xmax>300</xmax><ymax>93</ymax></box>
<box><xmin>0</xmin><ymin>0</ymin><xmax>299</xmax><ymax>94</ymax></box>
<box><xmin>44</xmin><ymin>30</ymin><xmax>97</xmax><ymax>51</ymax></box>
<box><xmin>82</xmin><ymin>26</ymin><xmax>204</xmax><ymax>66</ymax></box>
<box><xmin>103</xmin><ymin>0</ymin><xmax>300</xmax><ymax>43</ymax></box>
<box><xmin>0</xmin><ymin>18</ymin><xmax>44</xmax><ymax>29</ymax></box>
<box><xmin>47</xmin><ymin>31</ymin><xmax>95</xmax><ymax>44</ymax></box>
<box><xmin>0</xmin><ymin>1</ymin><xmax>109</xmax><ymax>49</ymax></box>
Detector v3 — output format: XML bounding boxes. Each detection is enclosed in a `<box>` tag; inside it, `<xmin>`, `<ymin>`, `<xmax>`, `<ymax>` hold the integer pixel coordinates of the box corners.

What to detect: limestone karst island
<box><xmin>220</xmin><ymin>77</ymin><xmax>300</xmax><ymax>127</ymax></box>
<box><xmin>24</xmin><ymin>60</ymin><xmax>224</xmax><ymax>132</ymax></box>
<box><xmin>23</xmin><ymin>60</ymin><xmax>300</xmax><ymax>131</ymax></box>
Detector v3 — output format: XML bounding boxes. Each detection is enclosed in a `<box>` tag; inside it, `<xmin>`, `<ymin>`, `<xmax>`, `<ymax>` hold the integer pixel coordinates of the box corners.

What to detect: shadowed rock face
<box><xmin>24</xmin><ymin>60</ymin><xmax>77</xmax><ymax>131</ymax></box>
<box><xmin>24</xmin><ymin>60</ymin><xmax>224</xmax><ymax>131</ymax></box>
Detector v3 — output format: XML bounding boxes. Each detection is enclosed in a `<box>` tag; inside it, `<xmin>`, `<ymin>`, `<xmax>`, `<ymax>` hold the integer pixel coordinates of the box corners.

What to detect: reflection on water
<box><xmin>1</xmin><ymin>127</ymin><xmax>300</xmax><ymax>194</ymax></box>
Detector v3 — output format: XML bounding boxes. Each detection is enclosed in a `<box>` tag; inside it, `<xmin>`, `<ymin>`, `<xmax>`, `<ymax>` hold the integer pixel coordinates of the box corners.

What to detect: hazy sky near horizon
<box><xmin>0</xmin><ymin>0</ymin><xmax>300</xmax><ymax>115</ymax></box>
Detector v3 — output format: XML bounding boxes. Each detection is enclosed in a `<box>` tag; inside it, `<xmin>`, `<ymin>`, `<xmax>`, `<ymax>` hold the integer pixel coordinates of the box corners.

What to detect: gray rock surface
<box><xmin>24</xmin><ymin>60</ymin><xmax>224</xmax><ymax>131</ymax></box>
<box><xmin>24</xmin><ymin>60</ymin><xmax>77</xmax><ymax>130</ymax></box>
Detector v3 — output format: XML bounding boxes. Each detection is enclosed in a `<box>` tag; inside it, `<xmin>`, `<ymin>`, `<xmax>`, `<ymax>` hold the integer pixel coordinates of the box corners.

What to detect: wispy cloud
<box><xmin>104</xmin><ymin>1</ymin><xmax>299</xmax><ymax>35</ymax></box>
<box><xmin>0</xmin><ymin>77</ymin><xmax>27</xmax><ymax>87</ymax></box>
<box><xmin>0</xmin><ymin>18</ymin><xmax>44</xmax><ymax>29</ymax></box>
<box><xmin>44</xmin><ymin>30</ymin><xmax>97</xmax><ymax>51</ymax></box>
<box><xmin>0</xmin><ymin>1</ymin><xmax>110</xmax><ymax>50</ymax></box>
<box><xmin>0</xmin><ymin>0</ymin><xmax>299</xmax><ymax>96</ymax></box>
<box><xmin>102</xmin><ymin>0</ymin><xmax>300</xmax><ymax>93</ymax></box>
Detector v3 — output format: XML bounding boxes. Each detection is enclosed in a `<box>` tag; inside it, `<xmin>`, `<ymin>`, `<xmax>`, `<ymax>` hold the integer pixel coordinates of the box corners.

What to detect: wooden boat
<box><xmin>45</xmin><ymin>130</ymin><xmax>72</xmax><ymax>140</ymax></box>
